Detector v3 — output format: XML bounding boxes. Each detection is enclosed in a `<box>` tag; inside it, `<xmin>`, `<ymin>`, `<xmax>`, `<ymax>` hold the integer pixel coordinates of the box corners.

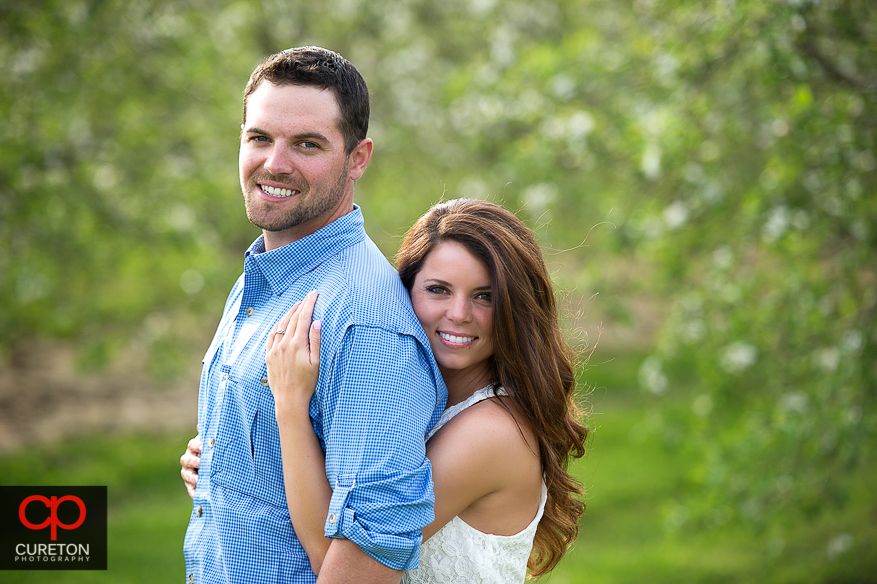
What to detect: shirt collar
<box><xmin>244</xmin><ymin>205</ymin><xmax>367</xmax><ymax>296</ymax></box>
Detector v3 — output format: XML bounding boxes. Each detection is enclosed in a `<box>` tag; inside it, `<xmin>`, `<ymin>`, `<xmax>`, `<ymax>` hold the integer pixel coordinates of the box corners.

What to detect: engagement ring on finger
<box><xmin>275</xmin><ymin>329</ymin><xmax>286</xmax><ymax>335</ymax></box>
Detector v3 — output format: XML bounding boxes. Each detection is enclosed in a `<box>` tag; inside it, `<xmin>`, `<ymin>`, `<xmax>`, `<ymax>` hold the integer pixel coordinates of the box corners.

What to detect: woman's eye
<box><xmin>476</xmin><ymin>292</ymin><xmax>492</xmax><ymax>302</ymax></box>
<box><xmin>426</xmin><ymin>286</ymin><xmax>448</xmax><ymax>294</ymax></box>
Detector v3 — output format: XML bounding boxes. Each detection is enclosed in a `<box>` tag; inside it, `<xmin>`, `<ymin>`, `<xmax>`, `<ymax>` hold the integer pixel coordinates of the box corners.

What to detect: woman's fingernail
<box><xmin>313</xmin><ymin>320</ymin><xmax>322</xmax><ymax>331</ymax></box>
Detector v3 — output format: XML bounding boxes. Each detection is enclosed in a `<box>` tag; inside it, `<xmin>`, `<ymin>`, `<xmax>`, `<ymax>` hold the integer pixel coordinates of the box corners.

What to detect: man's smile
<box><xmin>259</xmin><ymin>184</ymin><xmax>299</xmax><ymax>198</ymax></box>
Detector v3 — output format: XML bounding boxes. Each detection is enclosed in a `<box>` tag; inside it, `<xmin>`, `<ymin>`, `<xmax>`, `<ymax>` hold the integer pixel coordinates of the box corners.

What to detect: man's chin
<box><xmin>249</xmin><ymin>218</ymin><xmax>302</xmax><ymax>232</ymax></box>
<box><xmin>245</xmin><ymin>203</ymin><xmax>304</xmax><ymax>233</ymax></box>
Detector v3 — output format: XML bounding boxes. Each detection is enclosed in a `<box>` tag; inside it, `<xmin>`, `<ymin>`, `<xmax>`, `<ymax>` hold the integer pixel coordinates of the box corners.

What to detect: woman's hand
<box><xmin>180</xmin><ymin>433</ymin><xmax>202</xmax><ymax>499</ymax></box>
<box><xmin>265</xmin><ymin>290</ymin><xmax>322</xmax><ymax>412</ymax></box>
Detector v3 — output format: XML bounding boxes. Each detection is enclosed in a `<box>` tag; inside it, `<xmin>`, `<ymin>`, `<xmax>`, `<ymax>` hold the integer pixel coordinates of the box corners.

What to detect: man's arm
<box><xmin>319</xmin><ymin>325</ymin><xmax>440</xmax><ymax>575</ymax></box>
<box><xmin>317</xmin><ymin>539</ymin><xmax>401</xmax><ymax>584</ymax></box>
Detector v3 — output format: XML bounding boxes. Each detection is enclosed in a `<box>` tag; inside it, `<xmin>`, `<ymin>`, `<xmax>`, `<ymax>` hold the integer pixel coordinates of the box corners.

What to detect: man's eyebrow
<box><xmin>243</xmin><ymin>126</ymin><xmax>270</xmax><ymax>135</ymax></box>
<box><xmin>293</xmin><ymin>131</ymin><xmax>331</xmax><ymax>143</ymax></box>
<box><xmin>243</xmin><ymin>126</ymin><xmax>331</xmax><ymax>143</ymax></box>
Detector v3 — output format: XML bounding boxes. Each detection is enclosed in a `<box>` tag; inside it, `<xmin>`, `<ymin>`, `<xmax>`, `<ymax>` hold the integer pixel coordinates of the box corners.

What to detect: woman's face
<box><xmin>410</xmin><ymin>241</ymin><xmax>495</xmax><ymax>381</ymax></box>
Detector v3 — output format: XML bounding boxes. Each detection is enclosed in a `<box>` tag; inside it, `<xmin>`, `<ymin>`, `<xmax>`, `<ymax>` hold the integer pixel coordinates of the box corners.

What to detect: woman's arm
<box><xmin>266</xmin><ymin>291</ymin><xmax>332</xmax><ymax>574</ymax></box>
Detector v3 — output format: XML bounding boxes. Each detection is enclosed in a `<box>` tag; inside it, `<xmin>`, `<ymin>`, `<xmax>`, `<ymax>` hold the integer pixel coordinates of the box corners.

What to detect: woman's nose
<box><xmin>447</xmin><ymin>297</ymin><xmax>471</xmax><ymax>323</ymax></box>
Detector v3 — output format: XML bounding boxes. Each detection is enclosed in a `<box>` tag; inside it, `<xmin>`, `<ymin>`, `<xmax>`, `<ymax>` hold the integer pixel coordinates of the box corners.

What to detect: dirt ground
<box><xmin>0</xmin><ymin>341</ymin><xmax>199</xmax><ymax>454</ymax></box>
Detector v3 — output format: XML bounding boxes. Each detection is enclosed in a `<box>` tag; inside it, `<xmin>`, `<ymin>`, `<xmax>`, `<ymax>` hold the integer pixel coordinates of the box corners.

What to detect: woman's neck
<box><xmin>439</xmin><ymin>362</ymin><xmax>495</xmax><ymax>408</ymax></box>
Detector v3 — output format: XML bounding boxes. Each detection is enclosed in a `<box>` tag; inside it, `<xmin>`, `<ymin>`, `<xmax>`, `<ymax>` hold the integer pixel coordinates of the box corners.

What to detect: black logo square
<box><xmin>0</xmin><ymin>486</ymin><xmax>107</xmax><ymax>570</ymax></box>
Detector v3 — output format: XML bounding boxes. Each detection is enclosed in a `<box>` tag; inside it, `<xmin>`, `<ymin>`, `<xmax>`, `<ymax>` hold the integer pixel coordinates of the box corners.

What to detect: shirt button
<box><xmin>246</xmin><ymin>307</ymin><xmax>254</xmax><ymax>316</ymax></box>
<box><xmin>210</xmin><ymin>438</ymin><xmax>216</xmax><ymax>448</ymax></box>
<box><xmin>188</xmin><ymin>575</ymin><xmax>194</xmax><ymax>584</ymax></box>
<box><xmin>261</xmin><ymin>377</ymin><xmax>269</xmax><ymax>386</ymax></box>
<box><xmin>196</xmin><ymin>506</ymin><xmax>203</xmax><ymax>517</ymax></box>
<box><xmin>221</xmin><ymin>372</ymin><xmax>228</xmax><ymax>380</ymax></box>
<box><xmin>328</xmin><ymin>513</ymin><xmax>336</xmax><ymax>524</ymax></box>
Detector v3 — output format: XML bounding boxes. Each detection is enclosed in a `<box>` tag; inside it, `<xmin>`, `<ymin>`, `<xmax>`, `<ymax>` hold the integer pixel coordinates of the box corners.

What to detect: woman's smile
<box><xmin>437</xmin><ymin>331</ymin><xmax>478</xmax><ymax>347</ymax></box>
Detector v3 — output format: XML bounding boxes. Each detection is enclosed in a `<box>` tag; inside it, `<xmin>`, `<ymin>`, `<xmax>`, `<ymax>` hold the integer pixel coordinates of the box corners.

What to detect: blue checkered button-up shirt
<box><xmin>183</xmin><ymin>206</ymin><xmax>447</xmax><ymax>583</ymax></box>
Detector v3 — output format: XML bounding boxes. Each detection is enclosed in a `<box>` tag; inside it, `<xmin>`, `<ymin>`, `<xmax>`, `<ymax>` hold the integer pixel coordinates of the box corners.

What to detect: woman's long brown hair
<box><xmin>397</xmin><ymin>198</ymin><xmax>588</xmax><ymax>577</ymax></box>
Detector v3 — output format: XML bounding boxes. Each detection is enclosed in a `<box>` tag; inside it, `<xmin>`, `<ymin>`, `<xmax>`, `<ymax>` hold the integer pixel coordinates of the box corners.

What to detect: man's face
<box><xmin>239</xmin><ymin>82</ymin><xmax>358</xmax><ymax>248</ymax></box>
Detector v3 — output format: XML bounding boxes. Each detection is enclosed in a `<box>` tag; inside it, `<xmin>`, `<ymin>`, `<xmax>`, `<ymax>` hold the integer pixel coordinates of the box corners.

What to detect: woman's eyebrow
<box><xmin>423</xmin><ymin>278</ymin><xmax>491</xmax><ymax>291</ymax></box>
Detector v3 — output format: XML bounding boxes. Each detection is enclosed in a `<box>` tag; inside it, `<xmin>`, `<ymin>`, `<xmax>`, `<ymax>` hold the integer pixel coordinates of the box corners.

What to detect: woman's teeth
<box><xmin>440</xmin><ymin>332</ymin><xmax>474</xmax><ymax>344</ymax></box>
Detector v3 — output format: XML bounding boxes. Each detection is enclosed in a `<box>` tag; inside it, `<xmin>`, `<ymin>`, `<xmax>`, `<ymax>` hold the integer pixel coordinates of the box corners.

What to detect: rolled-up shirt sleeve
<box><xmin>320</xmin><ymin>325</ymin><xmax>440</xmax><ymax>570</ymax></box>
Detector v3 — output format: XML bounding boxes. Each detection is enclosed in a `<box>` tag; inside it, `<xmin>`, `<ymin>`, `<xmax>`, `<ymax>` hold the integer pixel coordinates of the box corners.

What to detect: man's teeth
<box><xmin>440</xmin><ymin>332</ymin><xmax>474</xmax><ymax>344</ymax></box>
<box><xmin>261</xmin><ymin>185</ymin><xmax>295</xmax><ymax>197</ymax></box>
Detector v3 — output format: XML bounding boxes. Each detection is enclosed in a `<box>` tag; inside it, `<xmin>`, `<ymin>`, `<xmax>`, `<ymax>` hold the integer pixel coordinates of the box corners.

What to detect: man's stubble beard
<box><xmin>244</xmin><ymin>162</ymin><xmax>350</xmax><ymax>233</ymax></box>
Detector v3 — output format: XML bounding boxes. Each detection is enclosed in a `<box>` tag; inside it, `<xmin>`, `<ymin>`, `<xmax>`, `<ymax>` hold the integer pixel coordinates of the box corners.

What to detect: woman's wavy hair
<box><xmin>397</xmin><ymin>198</ymin><xmax>588</xmax><ymax>577</ymax></box>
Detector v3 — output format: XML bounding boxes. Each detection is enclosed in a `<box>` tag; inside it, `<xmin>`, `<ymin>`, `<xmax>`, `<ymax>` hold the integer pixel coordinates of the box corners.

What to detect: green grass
<box><xmin>550</xmin><ymin>351</ymin><xmax>877</xmax><ymax>584</ymax></box>
<box><xmin>1</xmin><ymin>355</ymin><xmax>874</xmax><ymax>582</ymax></box>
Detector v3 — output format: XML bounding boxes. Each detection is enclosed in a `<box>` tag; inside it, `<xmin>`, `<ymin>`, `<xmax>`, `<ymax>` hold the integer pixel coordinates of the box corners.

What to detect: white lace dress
<box><xmin>402</xmin><ymin>385</ymin><xmax>547</xmax><ymax>584</ymax></box>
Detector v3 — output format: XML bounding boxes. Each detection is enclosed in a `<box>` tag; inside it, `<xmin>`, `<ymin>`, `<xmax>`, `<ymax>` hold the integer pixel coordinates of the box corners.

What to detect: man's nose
<box><xmin>264</xmin><ymin>144</ymin><xmax>295</xmax><ymax>175</ymax></box>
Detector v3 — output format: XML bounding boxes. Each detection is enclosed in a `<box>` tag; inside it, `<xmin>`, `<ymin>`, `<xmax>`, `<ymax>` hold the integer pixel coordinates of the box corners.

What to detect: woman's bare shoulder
<box><xmin>428</xmin><ymin>396</ymin><xmax>539</xmax><ymax>462</ymax></box>
<box><xmin>426</xmin><ymin>395</ymin><xmax>543</xmax><ymax>536</ymax></box>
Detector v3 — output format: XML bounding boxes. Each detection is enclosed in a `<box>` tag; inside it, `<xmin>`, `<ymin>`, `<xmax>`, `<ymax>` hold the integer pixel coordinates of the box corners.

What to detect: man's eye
<box><xmin>249</xmin><ymin>135</ymin><xmax>269</xmax><ymax>143</ymax></box>
<box><xmin>300</xmin><ymin>141</ymin><xmax>318</xmax><ymax>149</ymax></box>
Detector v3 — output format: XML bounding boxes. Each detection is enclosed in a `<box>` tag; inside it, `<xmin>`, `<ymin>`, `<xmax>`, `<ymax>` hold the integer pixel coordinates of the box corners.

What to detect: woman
<box><xmin>266</xmin><ymin>198</ymin><xmax>588</xmax><ymax>581</ymax></box>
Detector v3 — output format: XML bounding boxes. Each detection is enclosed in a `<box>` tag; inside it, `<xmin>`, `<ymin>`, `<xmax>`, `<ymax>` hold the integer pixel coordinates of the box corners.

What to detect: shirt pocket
<box><xmin>212</xmin><ymin>362</ymin><xmax>288</xmax><ymax>507</ymax></box>
<box><xmin>211</xmin><ymin>373</ymin><xmax>261</xmax><ymax>496</ymax></box>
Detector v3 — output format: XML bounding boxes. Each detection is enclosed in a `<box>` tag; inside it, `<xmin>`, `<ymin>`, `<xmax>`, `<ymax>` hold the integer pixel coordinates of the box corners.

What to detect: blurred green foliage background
<box><xmin>1</xmin><ymin>0</ymin><xmax>875</xmax><ymax>581</ymax></box>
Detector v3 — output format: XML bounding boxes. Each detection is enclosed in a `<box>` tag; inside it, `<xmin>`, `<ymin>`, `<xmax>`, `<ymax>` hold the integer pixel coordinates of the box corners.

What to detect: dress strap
<box><xmin>427</xmin><ymin>384</ymin><xmax>504</xmax><ymax>440</ymax></box>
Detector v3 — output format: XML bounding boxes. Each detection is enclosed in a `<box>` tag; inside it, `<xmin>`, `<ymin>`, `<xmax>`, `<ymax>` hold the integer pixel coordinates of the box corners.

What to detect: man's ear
<box><xmin>347</xmin><ymin>138</ymin><xmax>374</xmax><ymax>181</ymax></box>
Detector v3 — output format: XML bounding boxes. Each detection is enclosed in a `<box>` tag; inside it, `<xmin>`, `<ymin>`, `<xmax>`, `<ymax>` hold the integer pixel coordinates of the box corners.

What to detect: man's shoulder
<box><xmin>332</xmin><ymin>235</ymin><xmax>416</xmax><ymax>328</ymax></box>
<box><xmin>341</xmin><ymin>233</ymin><xmax>398</xmax><ymax>276</ymax></box>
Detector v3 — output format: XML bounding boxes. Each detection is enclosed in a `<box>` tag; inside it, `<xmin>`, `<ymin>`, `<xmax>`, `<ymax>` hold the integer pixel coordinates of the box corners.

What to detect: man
<box><xmin>181</xmin><ymin>47</ymin><xmax>446</xmax><ymax>583</ymax></box>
